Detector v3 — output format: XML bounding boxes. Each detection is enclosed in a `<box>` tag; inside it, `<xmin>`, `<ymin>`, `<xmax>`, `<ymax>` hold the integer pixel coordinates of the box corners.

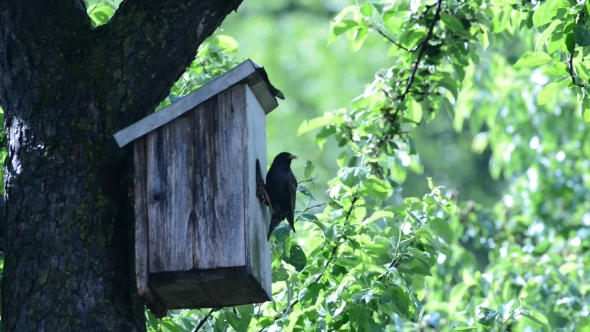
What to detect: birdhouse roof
<box><xmin>114</xmin><ymin>59</ymin><xmax>280</xmax><ymax>147</ymax></box>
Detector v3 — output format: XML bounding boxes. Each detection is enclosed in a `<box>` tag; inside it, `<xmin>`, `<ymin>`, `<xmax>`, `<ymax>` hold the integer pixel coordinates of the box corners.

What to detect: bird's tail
<box><xmin>267</xmin><ymin>215</ymin><xmax>281</xmax><ymax>241</ymax></box>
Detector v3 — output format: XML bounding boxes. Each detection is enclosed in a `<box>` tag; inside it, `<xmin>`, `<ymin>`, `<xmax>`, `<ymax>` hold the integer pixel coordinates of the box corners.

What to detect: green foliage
<box><xmin>155</xmin><ymin>34</ymin><xmax>241</xmax><ymax>111</ymax></box>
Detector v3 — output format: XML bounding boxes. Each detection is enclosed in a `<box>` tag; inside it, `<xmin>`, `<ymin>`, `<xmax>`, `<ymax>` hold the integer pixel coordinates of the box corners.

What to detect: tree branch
<box><xmin>86</xmin><ymin>0</ymin><xmax>243</xmax><ymax>131</ymax></box>
<box><xmin>568</xmin><ymin>50</ymin><xmax>585</xmax><ymax>88</ymax></box>
<box><xmin>195</xmin><ymin>308</ymin><xmax>215</xmax><ymax>331</ymax></box>
<box><xmin>400</xmin><ymin>0</ymin><xmax>443</xmax><ymax>102</ymax></box>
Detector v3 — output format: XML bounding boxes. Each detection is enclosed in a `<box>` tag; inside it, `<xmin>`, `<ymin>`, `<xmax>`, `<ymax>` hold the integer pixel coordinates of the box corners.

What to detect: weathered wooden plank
<box><xmin>149</xmin><ymin>271</ymin><xmax>218</xmax><ymax>309</ymax></box>
<box><xmin>146</xmin><ymin>114</ymin><xmax>195</xmax><ymax>273</ymax></box>
<box><xmin>193</xmin><ymin>86</ymin><xmax>246</xmax><ymax>269</ymax></box>
<box><xmin>243</xmin><ymin>85</ymin><xmax>272</xmax><ymax>300</ymax></box>
<box><xmin>114</xmin><ymin>59</ymin><xmax>279</xmax><ymax>147</ymax></box>
<box><xmin>133</xmin><ymin>137</ymin><xmax>150</xmax><ymax>298</ymax></box>
<box><xmin>149</xmin><ymin>268</ymin><xmax>269</xmax><ymax>309</ymax></box>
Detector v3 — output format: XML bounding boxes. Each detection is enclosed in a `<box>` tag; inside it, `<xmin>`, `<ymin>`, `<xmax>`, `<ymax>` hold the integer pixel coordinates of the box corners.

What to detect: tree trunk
<box><xmin>0</xmin><ymin>0</ymin><xmax>241</xmax><ymax>330</ymax></box>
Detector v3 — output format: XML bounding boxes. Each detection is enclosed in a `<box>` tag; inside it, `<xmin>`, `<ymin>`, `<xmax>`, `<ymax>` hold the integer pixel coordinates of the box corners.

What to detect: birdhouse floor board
<box><xmin>149</xmin><ymin>268</ymin><xmax>270</xmax><ymax>309</ymax></box>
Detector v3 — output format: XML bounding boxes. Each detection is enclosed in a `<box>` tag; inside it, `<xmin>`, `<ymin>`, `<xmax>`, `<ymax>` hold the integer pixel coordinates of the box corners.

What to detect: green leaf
<box><xmin>513</xmin><ymin>52</ymin><xmax>552</xmax><ymax>68</ymax></box>
<box><xmin>349</xmin><ymin>27</ymin><xmax>368</xmax><ymax>52</ymax></box>
<box><xmin>272</xmin><ymin>223</ymin><xmax>291</xmax><ymax>242</ymax></box>
<box><xmin>429</xmin><ymin>217</ymin><xmax>454</xmax><ymax>244</ymax></box>
<box><xmin>536</xmin><ymin>20</ymin><xmax>562</xmax><ymax>52</ymax></box>
<box><xmin>282</xmin><ymin>243</ymin><xmax>307</xmax><ymax>271</ymax></box>
<box><xmin>298</xmin><ymin>283</ymin><xmax>323</xmax><ymax>306</ymax></box>
<box><xmin>225</xmin><ymin>312</ymin><xmax>241</xmax><ymax>331</ymax></box>
<box><xmin>532</xmin><ymin>0</ymin><xmax>560</xmax><ymax>28</ymax></box>
<box><xmin>574</xmin><ymin>25</ymin><xmax>590</xmax><ymax>46</ymax></box>
<box><xmin>477</xmin><ymin>307</ymin><xmax>499</xmax><ymax>327</ymax></box>
<box><xmin>472</xmin><ymin>132</ymin><xmax>489</xmax><ymax>153</ymax></box>
<box><xmin>332</xmin><ymin>20</ymin><xmax>358</xmax><ymax>38</ymax></box>
<box><xmin>548</xmin><ymin>32</ymin><xmax>564</xmax><ymax>54</ymax></box>
<box><xmin>437</xmin><ymin>72</ymin><xmax>459</xmax><ymax>101</ymax></box>
<box><xmin>339</xmin><ymin>167</ymin><xmax>370</xmax><ymax>187</ymax></box>
<box><xmin>214</xmin><ymin>312</ymin><xmax>228</xmax><ymax>332</ymax></box>
<box><xmin>272</xmin><ymin>267</ymin><xmax>289</xmax><ymax>282</ymax></box>
<box><xmin>406</xmin><ymin>99</ymin><xmax>422</xmax><ymax>123</ymax></box>
<box><xmin>303</xmin><ymin>160</ymin><xmax>316</xmax><ymax>180</ymax></box>
<box><xmin>214</xmin><ymin>35</ymin><xmax>239</xmax><ymax>53</ymax></box>
<box><xmin>363</xmin><ymin>210</ymin><xmax>393</xmax><ymax>226</ymax></box>
<box><xmin>521</xmin><ymin>311</ymin><xmax>545</xmax><ymax>328</ymax></box>
<box><xmin>236</xmin><ymin>305</ymin><xmax>254</xmax><ymax>332</ymax></box>
<box><xmin>328</xmin><ymin>5</ymin><xmax>362</xmax><ymax>44</ymax></box>
<box><xmin>453</xmin><ymin>327</ymin><xmax>478</xmax><ymax>331</ymax></box>
<box><xmin>576</xmin><ymin>317</ymin><xmax>590</xmax><ymax>332</ymax></box>
<box><xmin>408</xmin><ymin>137</ymin><xmax>417</xmax><ymax>155</ymax></box>
<box><xmin>538</xmin><ymin>82</ymin><xmax>560</xmax><ymax>105</ymax></box>
<box><xmin>581</xmin><ymin>98</ymin><xmax>590</xmax><ymax>122</ymax></box>
<box><xmin>349</xmin><ymin>304</ymin><xmax>370</xmax><ymax>330</ymax></box>
<box><xmin>146</xmin><ymin>311</ymin><xmax>160</xmax><ymax>329</ymax></box>
<box><xmin>298</xmin><ymin>113</ymin><xmax>343</xmax><ymax>136</ymax></box>
<box><xmin>359</xmin><ymin>2</ymin><xmax>373</xmax><ymax>17</ymax></box>
<box><xmin>544</xmin><ymin>62</ymin><xmax>568</xmax><ymax>76</ymax></box>
<box><xmin>88</xmin><ymin>5</ymin><xmax>114</xmax><ymax>25</ymax></box>
<box><xmin>298</xmin><ymin>186</ymin><xmax>315</xmax><ymax>200</ymax></box>
<box><xmin>440</xmin><ymin>14</ymin><xmax>469</xmax><ymax>38</ymax></box>
<box><xmin>351</xmin><ymin>289</ymin><xmax>374</xmax><ymax>304</ymax></box>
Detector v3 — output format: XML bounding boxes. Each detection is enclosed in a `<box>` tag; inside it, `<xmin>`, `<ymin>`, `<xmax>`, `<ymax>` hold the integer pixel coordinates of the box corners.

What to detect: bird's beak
<box><xmin>288</xmin><ymin>154</ymin><xmax>298</xmax><ymax>160</ymax></box>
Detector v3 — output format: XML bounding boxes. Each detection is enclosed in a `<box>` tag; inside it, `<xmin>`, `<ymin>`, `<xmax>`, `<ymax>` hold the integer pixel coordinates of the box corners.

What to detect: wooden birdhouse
<box><xmin>114</xmin><ymin>60</ymin><xmax>278</xmax><ymax>314</ymax></box>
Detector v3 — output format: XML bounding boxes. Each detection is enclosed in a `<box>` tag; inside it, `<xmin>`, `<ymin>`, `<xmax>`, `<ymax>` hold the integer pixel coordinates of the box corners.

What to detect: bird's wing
<box><xmin>287</xmin><ymin>172</ymin><xmax>297</xmax><ymax>223</ymax></box>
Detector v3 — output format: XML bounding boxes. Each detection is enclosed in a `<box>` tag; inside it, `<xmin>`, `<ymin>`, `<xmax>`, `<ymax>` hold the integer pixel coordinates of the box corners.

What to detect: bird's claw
<box><xmin>256</xmin><ymin>182</ymin><xmax>274</xmax><ymax>214</ymax></box>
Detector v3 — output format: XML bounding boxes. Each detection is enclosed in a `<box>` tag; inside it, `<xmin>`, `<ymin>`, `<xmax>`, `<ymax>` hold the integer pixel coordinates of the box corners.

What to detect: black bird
<box><xmin>255</xmin><ymin>66</ymin><xmax>285</xmax><ymax>100</ymax></box>
<box><xmin>266</xmin><ymin>152</ymin><xmax>297</xmax><ymax>240</ymax></box>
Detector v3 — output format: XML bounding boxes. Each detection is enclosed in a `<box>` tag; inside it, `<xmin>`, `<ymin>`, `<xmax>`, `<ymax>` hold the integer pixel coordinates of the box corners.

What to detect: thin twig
<box><xmin>401</xmin><ymin>0</ymin><xmax>443</xmax><ymax>102</ymax></box>
<box><xmin>496</xmin><ymin>309</ymin><xmax>517</xmax><ymax>331</ymax></box>
<box><xmin>297</xmin><ymin>175</ymin><xmax>318</xmax><ymax>185</ymax></box>
<box><xmin>295</xmin><ymin>202</ymin><xmax>328</xmax><ymax>222</ymax></box>
<box><xmin>378</xmin><ymin>215</ymin><xmax>409</xmax><ymax>281</ymax></box>
<box><xmin>195</xmin><ymin>309</ymin><xmax>215</xmax><ymax>331</ymax></box>
<box><xmin>568</xmin><ymin>51</ymin><xmax>585</xmax><ymax>87</ymax></box>
<box><xmin>372</xmin><ymin>24</ymin><xmax>410</xmax><ymax>52</ymax></box>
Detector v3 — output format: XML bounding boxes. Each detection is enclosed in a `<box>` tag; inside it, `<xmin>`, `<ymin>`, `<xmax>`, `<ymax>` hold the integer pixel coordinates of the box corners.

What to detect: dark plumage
<box><xmin>255</xmin><ymin>66</ymin><xmax>285</xmax><ymax>100</ymax></box>
<box><xmin>266</xmin><ymin>152</ymin><xmax>297</xmax><ymax>240</ymax></box>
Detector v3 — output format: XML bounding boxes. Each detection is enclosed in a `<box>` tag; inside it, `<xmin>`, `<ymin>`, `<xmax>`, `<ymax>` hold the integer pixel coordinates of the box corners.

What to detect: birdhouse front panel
<box><xmin>193</xmin><ymin>91</ymin><xmax>246</xmax><ymax>270</ymax></box>
<box><xmin>145</xmin><ymin>113</ymin><xmax>195</xmax><ymax>273</ymax></box>
<box><xmin>132</xmin><ymin>84</ymin><xmax>272</xmax><ymax>310</ymax></box>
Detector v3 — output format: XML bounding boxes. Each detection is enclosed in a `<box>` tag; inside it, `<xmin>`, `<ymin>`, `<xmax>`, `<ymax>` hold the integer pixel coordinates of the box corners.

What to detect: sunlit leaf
<box><xmin>513</xmin><ymin>52</ymin><xmax>552</xmax><ymax>68</ymax></box>
<box><xmin>282</xmin><ymin>243</ymin><xmax>307</xmax><ymax>271</ymax></box>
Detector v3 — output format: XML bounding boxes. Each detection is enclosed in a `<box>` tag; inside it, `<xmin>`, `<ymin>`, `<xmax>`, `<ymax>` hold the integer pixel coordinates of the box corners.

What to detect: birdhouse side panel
<box><xmin>193</xmin><ymin>87</ymin><xmax>246</xmax><ymax>270</ymax></box>
<box><xmin>133</xmin><ymin>136</ymin><xmax>150</xmax><ymax>299</ymax></box>
<box><xmin>146</xmin><ymin>114</ymin><xmax>195</xmax><ymax>273</ymax></box>
<box><xmin>243</xmin><ymin>86</ymin><xmax>272</xmax><ymax>299</ymax></box>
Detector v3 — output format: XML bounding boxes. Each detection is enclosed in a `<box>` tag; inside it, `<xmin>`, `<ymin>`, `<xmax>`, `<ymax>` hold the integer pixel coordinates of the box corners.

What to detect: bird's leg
<box><xmin>262</xmin><ymin>187</ymin><xmax>274</xmax><ymax>214</ymax></box>
<box><xmin>256</xmin><ymin>181</ymin><xmax>275</xmax><ymax>214</ymax></box>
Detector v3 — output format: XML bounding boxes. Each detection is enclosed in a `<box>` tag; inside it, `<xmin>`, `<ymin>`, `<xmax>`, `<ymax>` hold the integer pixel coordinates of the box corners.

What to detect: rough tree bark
<box><xmin>0</xmin><ymin>0</ymin><xmax>242</xmax><ymax>330</ymax></box>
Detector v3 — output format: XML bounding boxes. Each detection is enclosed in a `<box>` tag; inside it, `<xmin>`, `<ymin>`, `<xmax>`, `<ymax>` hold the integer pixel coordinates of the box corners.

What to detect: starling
<box><xmin>254</xmin><ymin>66</ymin><xmax>285</xmax><ymax>100</ymax></box>
<box><xmin>266</xmin><ymin>152</ymin><xmax>297</xmax><ymax>240</ymax></box>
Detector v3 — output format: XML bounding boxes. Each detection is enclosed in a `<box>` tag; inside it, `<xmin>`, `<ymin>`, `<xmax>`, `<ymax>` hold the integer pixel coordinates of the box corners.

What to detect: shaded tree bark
<box><xmin>0</xmin><ymin>0</ymin><xmax>242</xmax><ymax>330</ymax></box>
